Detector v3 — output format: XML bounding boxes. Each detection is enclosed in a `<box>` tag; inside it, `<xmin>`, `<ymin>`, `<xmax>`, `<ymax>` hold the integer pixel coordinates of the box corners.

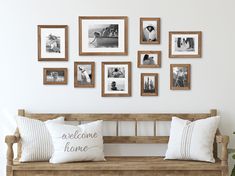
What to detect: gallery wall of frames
<box><xmin>38</xmin><ymin>16</ymin><xmax>202</xmax><ymax>97</ymax></box>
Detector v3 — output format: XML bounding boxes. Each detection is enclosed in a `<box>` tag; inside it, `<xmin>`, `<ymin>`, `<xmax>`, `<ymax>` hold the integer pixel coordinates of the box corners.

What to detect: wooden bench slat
<box><xmin>23</xmin><ymin>113</ymin><xmax>213</xmax><ymax>121</ymax></box>
<box><xmin>103</xmin><ymin>136</ymin><xmax>169</xmax><ymax>143</ymax></box>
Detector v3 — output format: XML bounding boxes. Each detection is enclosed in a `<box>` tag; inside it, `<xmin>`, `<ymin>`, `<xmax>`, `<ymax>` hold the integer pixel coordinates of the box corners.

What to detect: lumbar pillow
<box><xmin>46</xmin><ymin>120</ymin><xmax>105</xmax><ymax>164</ymax></box>
<box><xmin>165</xmin><ymin>116</ymin><xmax>220</xmax><ymax>163</ymax></box>
<box><xmin>16</xmin><ymin>115</ymin><xmax>64</xmax><ymax>162</ymax></box>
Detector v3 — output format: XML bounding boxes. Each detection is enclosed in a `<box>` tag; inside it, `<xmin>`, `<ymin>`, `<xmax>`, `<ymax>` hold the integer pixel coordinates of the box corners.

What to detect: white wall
<box><xmin>0</xmin><ymin>0</ymin><xmax>235</xmax><ymax>175</ymax></box>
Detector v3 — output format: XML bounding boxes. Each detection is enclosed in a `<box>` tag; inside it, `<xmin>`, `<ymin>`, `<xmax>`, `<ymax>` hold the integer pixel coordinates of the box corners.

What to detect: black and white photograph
<box><xmin>169</xmin><ymin>31</ymin><xmax>202</xmax><ymax>58</ymax></box>
<box><xmin>138</xmin><ymin>51</ymin><xmax>161</xmax><ymax>68</ymax></box>
<box><xmin>170</xmin><ymin>64</ymin><xmax>191</xmax><ymax>90</ymax></box>
<box><xmin>107</xmin><ymin>79</ymin><xmax>125</xmax><ymax>91</ymax></box>
<box><xmin>46</xmin><ymin>34</ymin><xmax>61</xmax><ymax>53</ymax></box>
<box><xmin>140</xmin><ymin>18</ymin><xmax>160</xmax><ymax>44</ymax></box>
<box><xmin>74</xmin><ymin>62</ymin><xmax>95</xmax><ymax>88</ymax></box>
<box><xmin>141</xmin><ymin>73</ymin><xmax>158</xmax><ymax>96</ymax></box>
<box><xmin>88</xmin><ymin>24</ymin><xmax>118</xmax><ymax>48</ymax></box>
<box><xmin>107</xmin><ymin>67</ymin><xmax>125</xmax><ymax>78</ymax></box>
<box><xmin>79</xmin><ymin>16</ymin><xmax>128</xmax><ymax>55</ymax></box>
<box><xmin>38</xmin><ymin>25</ymin><xmax>68</xmax><ymax>61</ymax></box>
<box><xmin>43</xmin><ymin>68</ymin><xmax>68</xmax><ymax>85</ymax></box>
<box><xmin>102</xmin><ymin>62</ymin><xmax>131</xmax><ymax>97</ymax></box>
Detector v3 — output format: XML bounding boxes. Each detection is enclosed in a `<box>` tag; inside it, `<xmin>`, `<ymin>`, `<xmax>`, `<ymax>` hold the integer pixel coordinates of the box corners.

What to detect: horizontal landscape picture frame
<box><xmin>74</xmin><ymin>62</ymin><xmax>95</xmax><ymax>88</ymax></box>
<box><xmin>38</xmin><ymin>25</ymin><xmax>68</xmax><ymax>61</ymax></box>
<box><xmin>140</xmin><ymin>17</ymin><xmax>161</xmax><ymax>44</ymax></box>
<box><xmin>169</xmin><ymin>31</ymin><xmax>202</xmax><ymax>58</ymax></box>
<box><xmin>79</xmin><ymin>16</ymin><xmax>128</xmax><ymax>56</ymax></box>
<box><xmin>170</xmin><ymin>64</ymin><xmax>191</xmax><ymax>90</ymax></box>
<box><xmin>43</xmin><ymin>68</ymin><xmax>68</xmax><ymax>85</ymax></box>
<box><xmin>137</xmin><ymin>50</ymin><xmax>161</xmax><ymax>68</ymax></box>
<box><xmin>141</xmin><ymin>73</ymin><xmax>158</xmax><ymax>96</ymax></box>
<box><xmin>102</xmin><ymin>62</ymin><xmax>131</xmax><ymax>97</ymax></box>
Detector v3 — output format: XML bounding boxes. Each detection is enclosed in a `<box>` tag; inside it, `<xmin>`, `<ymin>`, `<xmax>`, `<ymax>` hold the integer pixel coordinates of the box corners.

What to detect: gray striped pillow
<box><xmin>165</xmin><ymin>116</ymin><xmax>220</xmax><ymax>163</ymax></box>
<box><xmin>16</xmin><ymin>115</ymin><xmax>64</xmax><ymax>162</ymax></box>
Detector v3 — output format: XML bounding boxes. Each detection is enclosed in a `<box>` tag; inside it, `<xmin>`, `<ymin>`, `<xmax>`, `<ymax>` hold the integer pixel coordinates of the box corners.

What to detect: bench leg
<box><xmin>222</xmin><ymin>168</ymin><xmax>229</xmax><ymax>176</ymax></box>
<box><xmin>6</xmin><ymin>166</ymin><xmax>13</xmax><ymax>176</ymax></box>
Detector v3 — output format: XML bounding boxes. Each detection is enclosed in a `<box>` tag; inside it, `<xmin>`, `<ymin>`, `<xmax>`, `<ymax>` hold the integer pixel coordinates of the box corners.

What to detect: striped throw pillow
<box><xmin>165</xmin><ymin>116</ymin><xmax>220</xmax><ymax>163</ymax></box>
<box><xmin>16</xmin><ymin>115</ymin><xmax>64</xmax><ymax>162</ymax></box>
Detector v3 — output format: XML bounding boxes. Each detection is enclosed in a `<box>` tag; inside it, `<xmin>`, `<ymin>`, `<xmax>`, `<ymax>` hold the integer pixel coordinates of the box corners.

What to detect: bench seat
<box><xmin>13</xmin><ymin>156</ymin><xmax>223</xmax><ymax>171</ymax></box>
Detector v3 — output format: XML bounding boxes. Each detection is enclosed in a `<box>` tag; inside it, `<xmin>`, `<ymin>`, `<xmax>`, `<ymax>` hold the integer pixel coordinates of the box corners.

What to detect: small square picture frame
<box><xmin>141</xmin><ymin>73</ymin><xmax>158</xmax><ymax>96</ymax></box>
<box><xmin>140</xmin><ymin>17</ymin><xmax>161</xmax><ymax>44</ymax></box>
<box><xmin>38</xmin><ymin>25</ymin><xmax>68</xmax><ymax>61</ymax></box>
<box><xmin>74</xmin><ymin>62</ymin><xmax>95</xmax><ymax>88</ymax></box>
<box><xmin>137</xmin><ymin>50</ymin><xmax>161</xmax><ymax>68</ymax></box>
<box><xmin>170</xmin><ymin>64</ymin><xmax>191</xmax><ymax>90</ymax></box>
<box><xmin>43</xmin><ymin>68</ymin><xmax>68</xmax><ymax>85</ymax></box>
<box><xmin>169</xmin><ymin>31</ymin><xmax>202</xmax><ymax>58</ymax></box>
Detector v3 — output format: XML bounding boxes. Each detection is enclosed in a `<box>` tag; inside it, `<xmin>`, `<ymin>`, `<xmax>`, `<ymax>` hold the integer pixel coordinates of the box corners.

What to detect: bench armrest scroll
<box><xmin>216</xmin><ymin>135</ymin><xmax>229</xmax><ymax>166</ymax></box>
<box><xmin>5</xmin><ymin>134</ymin><xmax>20</xmax><ymax>166</ymax></box>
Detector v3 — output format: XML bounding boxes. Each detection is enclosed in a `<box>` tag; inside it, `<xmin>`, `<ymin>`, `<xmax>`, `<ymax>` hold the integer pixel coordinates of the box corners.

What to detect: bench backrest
<box><xmin>17</xmin><ymin>109</ymin><xmax>218</xmax><ymax>157</ymax></box>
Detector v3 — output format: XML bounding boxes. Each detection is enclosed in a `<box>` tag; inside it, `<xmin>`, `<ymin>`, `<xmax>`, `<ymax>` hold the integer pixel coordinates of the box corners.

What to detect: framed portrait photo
<box><xmin>102</xmin><ymin>62</ymin><xmax>131</xmax><ymax>97</ymax></box>
<box><xmin>79</xmin><ymin>16</ymin><xmax>128</xmax><ymax>55</ymax></box>
<box><xmin>170</xmin><ymin>64</ymin><xmax>191</xmax><ymax>90</ymax></box>
<box><xmin>141</xmin><ymin>73</ymin><xmax>158</xmax><ymax>96</ymax></box>
<box><xmin>74</xmin><ymin>62</ymin><xmax>95</xmax><ymax>88</ymax></box>
<box><xmin>137</xmin><ymin>50</ymin><xmax>161</xmax><ymax>68</ymax></box>
<box><xmin>43</xmin><ymin>68</ymin><xmax>68</xmax><ymax>85</ymax></box>
<box><xmin>38</xmin><ymin>25</ymin><xmax>68</xmax><ymax>61</ymax></box>
<box><xmin>169</xmin><ymin>31</ymin><xmax>202</xmax><ymax>58</ymax></box>
<box><xmin>140</xmin><ymin>18</ymin><xmax>160</xmax><ymax>44</ymax></box>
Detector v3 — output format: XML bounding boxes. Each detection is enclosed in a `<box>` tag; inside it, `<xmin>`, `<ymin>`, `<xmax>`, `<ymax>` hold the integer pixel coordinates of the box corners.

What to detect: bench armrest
<box><xmin>216</xmin><ymin>134</ymin><xmax>229</xmax><ymax>166</ymax></box>
<box><xmin>5</xmin><ymin>132</ymin><xmax>20</xmax><ymax>166</ymax></box>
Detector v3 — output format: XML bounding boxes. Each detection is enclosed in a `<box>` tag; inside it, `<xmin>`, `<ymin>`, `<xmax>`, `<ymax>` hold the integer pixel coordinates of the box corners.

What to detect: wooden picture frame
<box><xmin>38</xmin><ymin>25</ymin><xmax>68</xmax><ymax>61</ymax></box>
<box><xmin>137</xmin><ymin>50</ymin><xmax>161</xmax><ymax>68</ymax></box>
<box><xmin>43</xmin><ymin>68</ymin><xmax>68</xmax><ymax>85</ymax></box>
<box><xmin>169</xmin><ymin>31</ymin><xmax>202</xmax><ymax>58</ymax></box>
<box><xmin>79</xmin><ymin>16</ymin><xmax>128</xmax><ymax>55</ymax></box>
<box><xmin>74</xmin><ymin>62</ymin><xmax>95</xmax><ymax>88</ymax></box>
<box><xmin>141</xmin><ymin>73</ymin><xmax>158</xmax><ymax>96</ymax></box>
<box><xmin>140</xmin><ymin>18</ymin><xmax>160</xmax><ymax>44</ymax></box>
<box><xmin>102</xmin><ymin>62</ymin><xmax>131</xmax><ymax>97</ymax></box>
<box><xmin>170</xmin><ymin>64</ymin><xmax>191</xmax><ymax>90</ymax></box>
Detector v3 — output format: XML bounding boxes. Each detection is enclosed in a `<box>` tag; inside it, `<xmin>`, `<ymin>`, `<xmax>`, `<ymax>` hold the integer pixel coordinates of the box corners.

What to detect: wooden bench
<box><xmin>5</xmin><ymin>109</ymin><xmax>229</xmax><ymax>176</ymax></box>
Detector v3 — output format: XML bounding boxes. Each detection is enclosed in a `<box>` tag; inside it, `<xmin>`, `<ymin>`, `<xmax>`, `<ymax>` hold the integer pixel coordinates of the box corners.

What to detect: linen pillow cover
<box><xmin>46</xmin><ymin>120</ymin><xmax>105</xmax><ymax>164</ymax></box>
<box><xmin>16</xmin><ymin>115</ymin><xmax>64</xmax><ymax>162</ymax></box>
<box><xmin>165</xmin><ymin>116</ymin><xmax>220</xmax><ymax>163</ymax></box>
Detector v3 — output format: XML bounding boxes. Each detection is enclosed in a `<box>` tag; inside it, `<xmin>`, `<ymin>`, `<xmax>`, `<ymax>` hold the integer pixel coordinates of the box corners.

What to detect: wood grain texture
<box><xmin>12</xmin><ymin>157</ymin><xmax>223</xmax><ymax>171</ymax></box>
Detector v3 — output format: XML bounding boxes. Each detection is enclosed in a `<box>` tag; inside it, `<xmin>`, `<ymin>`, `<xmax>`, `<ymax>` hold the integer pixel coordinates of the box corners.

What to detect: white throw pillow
<box><xmin>46</xmin><ymin>120</ymin><xmax>105</xmax><ymax>164</ymax></box>
<box><xmin>165</xmin><ymin>116</ymin><xmax>220</xmax><ymax>163</ymax></box>
<box><xmin>16</xmin><ymin>115</ymin><xmax>64</xmax><ymax>162</ymax></box>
